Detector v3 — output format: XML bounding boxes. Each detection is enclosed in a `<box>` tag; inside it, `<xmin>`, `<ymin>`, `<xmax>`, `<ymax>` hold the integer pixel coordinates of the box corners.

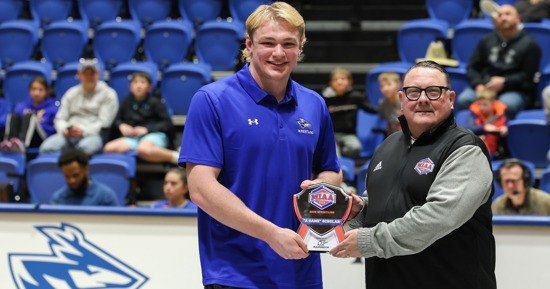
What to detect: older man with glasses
<box><xmin>330</xmin><ymin>60</ymin><xmax>497</xmax><ymax>289</ymax></box>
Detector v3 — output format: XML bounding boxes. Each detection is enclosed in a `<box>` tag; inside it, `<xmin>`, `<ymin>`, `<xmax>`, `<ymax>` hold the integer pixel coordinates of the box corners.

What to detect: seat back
<box><xmin>426</xmin><ymin>0</ymin><xmax>473</xmax><ymax>28</ymax></box>
<box><xmin>0</xmin><ymin>153</ymin><xmax>25</xmax><ymax>194</ymax></box>
<box><xmin>0</xmin><ymin>0</ymin><xmax>24</xmax><ymax>24</ymax></box>
<box><xmin>4</xmin><ymin>61</ymin><xmax>52</xmax><ymax>106</ymax></box>
<box><xmin>506</xmin><ymin>119</ymin><xmax>550</xmax><ymax>168</ymax></box>
<box><xmin>523</xmin><ymin>22</ymin><xmax>550</xmax><ymax>71</ymax></box>
<box><xmin>356</xmin><ymin>111</ymin><xmax>386</xmax><ymax>159</ymax></box>
<box><xmin>339</xmin><ymin>156</ymin><xmax>355</xmax><ymax>183</ymax></box>
<box><xmin>41</xmin><ymin>20</ymin><xmax>88</xmax><ymax>68</ymax></box>
<box><xmin>178</xmin><ymin>0</ymin><xmax>222</xmax><ymax>27</ymax></box>
<box><xmin>228</xmin><ymin>0</ymin><xmax>272</xmax><ymax>24</ymax></box>
<box><xmin>93</xmin><ymin>20</ymin><xmax>141</xmax><ymax>70</ymax></box>
<box><xmin>144</xmin><ymin>20</ymin><xmax>193</xmax><ymax>70</ymax></box>
<box><xmin>0</xmin><ymin>20</ymin><xmax>39</xmax><ymax>67</ymax></box>
<box><xmin>514</xmin><ymin>109</ymin><xmax>546</xmax><ymax>121</ymax></box>
<box><xmin>161</xmin><ymin>62</ymin><xmax>212</xmax><ymax>116</ymax></box>
<box><xmin>397</xmin><ymin>19</ymin><xmax>449</xmax><ymax>64</ymax></box>
<box><xmin>452</xmin><ymin>19</ymin><xmax>493</xmax><ymax>66</ymax></box>
<box><xmin>26</xmin><ymin>155</ymin><xmax>65</xmax><ymax>204</ymax></box>
<box><xmin>29</xmin><ymin>0</ymin><xmax>73</xmax><ymax>27</ymax></box>
<box><xmin>454</xmin><ymin>109</ymin><xmax>473</xmax><ymax>127</ymax></box>
<box><xmin>128</xmin><ymin>0</ymin><xmax>172</xmax><ymax>28</ymax></box>
<box><xmin>365</xmin><ymin>61</ymin><xmax>408</xmax><ymax>108</ymax></box>
<box><xmin>89</xmin><ymin>153</ymin><xmax>136</xmax><ymax>206</ymax></box>
<box><xmin>538</xmin><ymin>165</ymin><xmax>550</xmax><ymax>195</ymax></box>
<box><xmin>447</xmin><ymin>66</ymin><xmax>469</xmax><ymax>102</ymax></box>
<box><xmin>108</xmin><ymin>61</ymin><xmax>158</xmax><ymax>103</ymax></box>
<box><xmin>78</xmin><ymin>0</ymin><xmax>123</xmax><ymax>28</ymax></box>
<box><xmin>195</xmin><ymin>20</ymin><xmax>244</xmax><ymax>71</ymax></box>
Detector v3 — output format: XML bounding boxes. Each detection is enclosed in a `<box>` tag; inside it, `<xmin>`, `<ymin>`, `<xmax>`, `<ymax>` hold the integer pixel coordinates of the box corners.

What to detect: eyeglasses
<box><xmin>402</xmin><ymin>86</ymin><xmax>450</xmax><ymax>101</ymax></box>
<box><xmin>502</xmin><ymin>178</ymin><xmax>523</xmax><ymax>185</ymax></box>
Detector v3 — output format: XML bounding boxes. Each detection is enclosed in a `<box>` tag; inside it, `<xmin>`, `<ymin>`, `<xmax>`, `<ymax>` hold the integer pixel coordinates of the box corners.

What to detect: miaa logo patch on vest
<box><xmin>414</xmin><ymin>158</ymin><xmax>435</xmax><ymax>175</ymax></box>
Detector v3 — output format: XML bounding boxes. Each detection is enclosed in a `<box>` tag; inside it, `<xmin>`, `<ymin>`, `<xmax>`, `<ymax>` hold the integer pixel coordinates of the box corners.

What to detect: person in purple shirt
<box><xmin>1</xmin><ymin>76</ymin><xmax>58</xmax><ymax>153</ymax></box>
<box><xmin>150</xmin><ymin>167</ymin><xmax>197</xmax><ymax>209</ymax></box>
<box><xmin>50</xmin><ymin>148</ymin><xmax>119</xmax><ymax>206</ymax></box>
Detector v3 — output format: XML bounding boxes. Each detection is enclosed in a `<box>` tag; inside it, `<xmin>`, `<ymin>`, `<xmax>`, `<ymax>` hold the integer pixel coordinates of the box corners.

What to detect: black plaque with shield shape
<box><xmin>293</xmin><ymin>182</ymin><xmax>352</xmax><ymax>252</ymax></box>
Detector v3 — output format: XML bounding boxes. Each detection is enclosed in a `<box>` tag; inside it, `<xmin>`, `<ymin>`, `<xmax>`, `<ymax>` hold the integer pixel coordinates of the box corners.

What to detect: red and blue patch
<box><xmin>414</xmin><ymin>158</ymin><xmax>435</xmax><ymax>175</ymax></box>
<box><xmin>309</xmin><ymin>186</ymin><xmax>336</xmax><ymax>210</ymax></box>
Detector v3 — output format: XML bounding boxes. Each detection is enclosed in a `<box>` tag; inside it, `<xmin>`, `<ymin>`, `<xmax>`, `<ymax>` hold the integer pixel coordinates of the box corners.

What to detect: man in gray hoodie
<box><xmin>39</xmin><ymin>59</ymin><xmax>118</xmax><ymax>156</ymax></box>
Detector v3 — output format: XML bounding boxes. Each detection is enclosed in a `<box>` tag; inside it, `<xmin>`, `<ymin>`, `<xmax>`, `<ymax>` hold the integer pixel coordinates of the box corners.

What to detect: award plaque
<box><xmin>293</xmin><ymin>182</ymin><xmax>352</xmax><ymax>252</ymax></box>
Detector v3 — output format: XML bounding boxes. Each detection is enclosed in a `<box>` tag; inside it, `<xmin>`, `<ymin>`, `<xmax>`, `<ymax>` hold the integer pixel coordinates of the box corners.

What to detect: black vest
<box><xmin>364</xmin><ymin>112</ymin><xmax>496</xmax><ymax>289</ymax></box>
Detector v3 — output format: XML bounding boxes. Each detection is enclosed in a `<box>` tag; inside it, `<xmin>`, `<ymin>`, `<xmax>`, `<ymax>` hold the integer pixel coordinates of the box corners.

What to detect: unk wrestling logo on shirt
<box><xmin>8</xmin><ymin>223</ymin><xmax>148</xmax><ymax>289</ymax></box>
<box><xmin>297</xmin><ymin>118</ymin><xmax>314</xmax><ymax>135</ymax></box>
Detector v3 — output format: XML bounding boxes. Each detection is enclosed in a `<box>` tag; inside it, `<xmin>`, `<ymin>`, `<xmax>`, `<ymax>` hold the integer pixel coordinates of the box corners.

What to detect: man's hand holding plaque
<box><xmin>293</xmin><ymin>182</ymin><xmax>352</xmax><ymax>252</ymax></box>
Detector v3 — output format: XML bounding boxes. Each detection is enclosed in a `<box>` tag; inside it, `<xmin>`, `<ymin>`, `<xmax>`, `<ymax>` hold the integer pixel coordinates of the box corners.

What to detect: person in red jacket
<box><xmin>464</xmin><ymin>88</ymin><xmax>508</xmax><ymax>156</ymax></box>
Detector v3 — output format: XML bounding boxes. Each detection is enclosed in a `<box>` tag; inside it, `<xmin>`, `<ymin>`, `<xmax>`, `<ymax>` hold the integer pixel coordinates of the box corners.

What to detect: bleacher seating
<box><xmin>426</xmin><ymin>0</ymin><xmax>473</xmax><ymax>28</ymax></box>
<box><xmin>144</xmin><ymin>19</ymin><xmax>194</xmax><ymax>70</ymax></box>
<box><xmin>194</xmin><ymin>19</ymin><xmax>244</xmax><ymax>71</ymax></box>
<box><xmin>41</xmin><ymin>19</ymin><xmax>88</xmax><ymax>69</ymax></box>
<box><xmin>29</xmin><ymin>0</ymin><xmax>74</xmax><ymax>27</ymax></box>
<box><xmin>0</xmin><ymin>20</ymin><xmax>39</xmax><ymax>67</ymax></box>
<box><xmin>78</xmin><ymin>0</ymin><xmax>123</xmax><ymax>29</ymax></box>
<box><xmin>178</xmin><ymin>0</ymin><xmax>223</xmax><ymax>27</ymax></box>
<box><xmin>93</xmin><ymin>20</ymin><xmax>141</xmax><ymax>70</ymax></box>
<box><xmin>128</xmin><ymin>0</ymin><xmax>172</xmax><ymax>28</ymax></box>
<box><xmin>0</xmin><ymin>0</ymin><xmax>24</xmax><ymax>24</ymax></box>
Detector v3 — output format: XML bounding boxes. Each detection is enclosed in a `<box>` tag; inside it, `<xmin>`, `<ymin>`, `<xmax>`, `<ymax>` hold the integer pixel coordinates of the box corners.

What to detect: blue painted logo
<box><xmin>9</xmin><ymin>223</ymin><xmax>148</xmax><ymax>289</ymax></box>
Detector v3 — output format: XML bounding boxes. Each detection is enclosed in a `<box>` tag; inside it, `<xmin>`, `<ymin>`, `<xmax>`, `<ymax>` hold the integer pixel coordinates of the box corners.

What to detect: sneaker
<box><xmin>0</xmin><ymin>140</ymin><xmax>11</xmax><ymax>152</ymax></box>
<box><xmin>9</xmin><ymin>138</ymin><xmax>25</xmax><ymax>153</ymax></box>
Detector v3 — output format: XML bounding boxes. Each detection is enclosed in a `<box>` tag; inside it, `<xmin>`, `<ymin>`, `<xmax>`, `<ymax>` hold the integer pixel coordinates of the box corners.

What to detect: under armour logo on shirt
<box><xmin>248</xmin><ymin>118</ymin><xmax>259</xmax><ymax>125</ymax></box>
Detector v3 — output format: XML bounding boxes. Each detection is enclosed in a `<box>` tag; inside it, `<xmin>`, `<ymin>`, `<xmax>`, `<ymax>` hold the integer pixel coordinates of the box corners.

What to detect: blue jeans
<box><xmin>457</xmin><ymin>87</ymin><xmax>527</xmax><ymax>119</ymax></box>
<box><xmin>39</xmin><ymin>133</ymin><xmax>103</xmax><ymax>155</ymax></box>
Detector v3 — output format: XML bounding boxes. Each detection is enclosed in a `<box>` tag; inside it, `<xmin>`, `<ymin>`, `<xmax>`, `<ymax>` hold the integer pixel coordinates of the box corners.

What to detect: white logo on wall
<box><xmin>8</xmin><ymin>223</ymin><xmax>148</xmax><ymax>289</ymax></box>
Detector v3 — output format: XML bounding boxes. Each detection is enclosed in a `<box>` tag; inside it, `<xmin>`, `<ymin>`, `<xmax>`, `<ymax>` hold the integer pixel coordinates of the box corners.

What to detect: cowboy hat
<box><xmin>480</xmin><ymin>0</ymin><xmax>500</xmax><ymax>19</ymax></box>
<box><xmin>416</xmin><ymin>40</ymin><xmax>459</xmax><ymax>67</ymax></box>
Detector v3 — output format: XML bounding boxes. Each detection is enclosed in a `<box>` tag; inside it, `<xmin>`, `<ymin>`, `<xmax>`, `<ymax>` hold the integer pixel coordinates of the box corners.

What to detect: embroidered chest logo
<box><xmin>414</xmin><ymin>158</ymin><xmax>435</xmax><ymax>175</ymax></box>
<box><xmin>247</xmin><ymin>118</ymin><xmax>259</xmax><ymax>125</ymax></box>
<box><xmin>309</xmin><ymin>186</ymin><xmax>336</xmax><ymax>210</ymax></box>
<box><xmin>297</xmin><ymin>118</ymin><xmax>314</xmax><ymax>135</ymax></box>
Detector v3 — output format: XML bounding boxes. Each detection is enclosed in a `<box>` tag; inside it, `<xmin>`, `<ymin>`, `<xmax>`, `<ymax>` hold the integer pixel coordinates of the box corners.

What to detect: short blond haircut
<box><xmin>330</xmin><ymin>67</ymin><xmax>352</xmax><ymax>81</ymax></box>
<box><xmin>476</xmin><ymin>88</ymin><xmax>497</xmax><ymax>101</ymax></box>
<box><xmin>378</xmin><ymin>72</ymin><xmax>400</xmax><ymax>83</ymax></box>
<box><xmin>241</xmin><ymin>2</ymin><xmax>306</xmax><ymax>63</ymax></box>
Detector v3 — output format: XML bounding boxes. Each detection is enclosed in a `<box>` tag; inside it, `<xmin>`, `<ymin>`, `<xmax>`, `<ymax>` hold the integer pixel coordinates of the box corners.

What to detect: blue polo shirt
<box><xmin>179</xmin><ymin>64</ymin><xmax>339</xmax><ymax>289</ymax></box>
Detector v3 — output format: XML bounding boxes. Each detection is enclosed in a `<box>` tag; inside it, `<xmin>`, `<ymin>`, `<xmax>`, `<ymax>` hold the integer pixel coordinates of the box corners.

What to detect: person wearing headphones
<box><xmin>493</xmin><ymin>158</ymin><xmax>550</xmax><ymax>214</ymax></box>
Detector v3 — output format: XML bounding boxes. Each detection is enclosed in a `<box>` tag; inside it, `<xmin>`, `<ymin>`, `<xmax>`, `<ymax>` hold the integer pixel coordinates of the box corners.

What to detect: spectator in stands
<box><xmin>39</xmin><ymin>59</ymin><xmax>118</xmax><ymax>156</ymax></box>
<box><xmin>150</xmin><ymin>167</ymin><xmax>197</xmax><ymax>209</ymax></box>
<box><xmin>0</xmin><ymin>97</ymin><xmax>10</xmax><ymax>142</ymax></box>
<box><xmin>322</xmin><ymin>67</ymin><xmax>377</xmax><ymax>157</ymax></box>
<box><xmin>179</xmin><ymin>3</ymin><xmax>358</xmax><ymax>288</ymax></box>
<box><xmin>50</xmin><ymin>148</ymin><xmax>119</xmax><ymax>206</ymax></box>
<box><xmin>462</xmin><ymin>88</ymin><xmax>508</xmax><ymax>157</ymax></box>
<box><xmin>515</xmin><ymin>0</ymin><xmax>550</xmax><ymax>22</ymax></box>
<box><xmin>493</xmin><ymin>158</ymin><xmax>550</xmax><ymax>214</ymax></box>
<box><xmin>457</xmin><ymin>4</ymin><xmax>541</xmax><ymax>119</ymax></box>
<box><xmin>377</xmin><ymin>72</ymin><xmax>402</xmax><ymax>136</ymax></box>
<box><xmin>103</xmin><ymin>72</ymin><xmax>178</xmax><ymax>164</ymax></box>
<box><xmin>330</xmin><ymin>61</ymin><xmax>496</xmax><ymax>289</ymax></box>
<box><xmin>541</xmin><ymin>85</ymin><xmax>550</xmax><ymax>121</ymax></box>
<box><xmin>1</xmin><ymin>76</ymin><xmax>58</xmax><ymax>153</ymax></box>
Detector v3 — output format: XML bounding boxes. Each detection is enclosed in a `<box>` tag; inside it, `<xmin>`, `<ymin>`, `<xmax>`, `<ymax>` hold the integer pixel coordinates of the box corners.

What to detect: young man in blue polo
<box><xmin>179</xmin><ymin>2</ymin><xmax>363</xmax><ymax>289</ymax></box>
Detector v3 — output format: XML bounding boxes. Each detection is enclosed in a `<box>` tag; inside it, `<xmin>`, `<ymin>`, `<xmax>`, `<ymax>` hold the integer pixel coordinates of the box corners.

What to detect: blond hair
<box><xmin>241</xmin><ymin>2</ymin><xmax>306</xmax><ymax>63</ymax></box>
<box><xmin>330</xmin><ymin>67</ymin><xmax>352</xmax><ymax>81</ymax></box>
<box><xmin>378</xmin><ymin>72</ymin><xmax>400</xmax><ymax>83</ymax></box>
<box><xmin>476</xmin><ymin>88</ymin><xmax>497</xmax><ymax>101</ymax></box>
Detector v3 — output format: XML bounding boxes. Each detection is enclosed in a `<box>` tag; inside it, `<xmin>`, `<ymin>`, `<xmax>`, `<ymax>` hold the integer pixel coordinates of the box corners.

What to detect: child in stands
<box><xmin>377</xmin><ymin>72</ymin><xmax>402</xmax><ymax>137</ymax></box>
<box><xmin>464</xmin><ymin>88</ymin><xmax>508</xmax><ymax>157</ymax></box>
<box><xmin>1</xmin><ymin>76</ymin><xmax>58</xmax><ymax>153</ymax></box>
<box><xmin>103</xmin><ymin>71</ymin><xmax>178</xmax><ymax>164</ymax></box>
<box><xmin>322</xmin><ymin>67</ymin><xmax>377</xmax><ymax>158</ymax></box>
<box><xmin>150</xmin><ymin>167</ymin><xmax>197</xmax><ymax>209</ymax></box>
